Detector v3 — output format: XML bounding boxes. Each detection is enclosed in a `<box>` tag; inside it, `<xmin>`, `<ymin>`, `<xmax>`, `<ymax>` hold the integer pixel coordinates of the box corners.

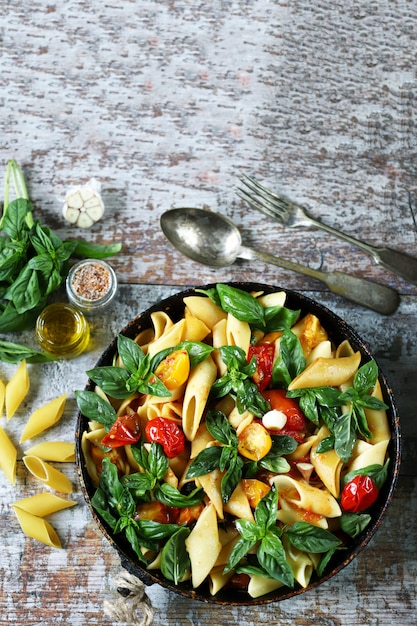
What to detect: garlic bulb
<box><xmin>62</xmin><ymin>178</ymin><xmax>104</xmax><ymax>228</ymax></box>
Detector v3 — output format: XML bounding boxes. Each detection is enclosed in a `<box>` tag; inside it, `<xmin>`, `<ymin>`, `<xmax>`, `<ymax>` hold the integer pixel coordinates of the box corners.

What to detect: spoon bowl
<box><xmin>160</xmin><ymin>207</ymin><xmax>399</xmax><ymax>316</ymax></box>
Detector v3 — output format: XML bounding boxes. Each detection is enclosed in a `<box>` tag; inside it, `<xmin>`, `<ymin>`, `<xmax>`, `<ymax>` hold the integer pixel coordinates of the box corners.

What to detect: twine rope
<box><xmin>103</xmin><ymin>570</ymin><xmax>154</xmax><ymax>625</ymax></box>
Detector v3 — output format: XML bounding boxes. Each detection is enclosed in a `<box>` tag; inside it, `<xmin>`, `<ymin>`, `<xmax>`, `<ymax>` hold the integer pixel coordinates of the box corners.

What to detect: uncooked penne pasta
<box><xmin>6</xmin><ymin>359</ymin><xmax>30</xmax><ymax>420</ymax></box>
<box><xmin>12</xmin><ymin>507</ymin><xmax>62</xmax><ymax>548</ymax></box>
<box><xmin>11</xmin><ymin>492</ymin><xmax>77</xmax><ymax>516</ymax></box>
<box><xmin>23</xmin><ymin>455</ymin><xmax>73</xmax><ymax>493</ymax></box>
<box><xmin>24</xmin><ymin>441</ymin><xmax>75</xmax><ymax>462</ymax></box>
<box><xmin>20</xmin><ymin>393</ymin><xmax>68</xmax><ymax>443</ymax></box>
<box><xmin>0</xmin><ymin>425</ymin><xmax>17</xmax><ymax>484</ymax></box>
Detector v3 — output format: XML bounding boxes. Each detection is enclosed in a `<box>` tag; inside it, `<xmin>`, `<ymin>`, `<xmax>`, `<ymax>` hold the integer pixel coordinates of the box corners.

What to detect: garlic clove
<box><xmin>86</xmin><ymin>205</ymin><xmax>104</xmax><ymax>221</ymax></box>
<box><xmin>66</xmin><ymin>191</ymin><xmax>84</xmax><ymax>210</ymax></box>
<box><xmin>63</xmin><ymin>207</ymin><xmax>81</xmax><ymax>224</ymax></box>
<box><xmin>76</xmin><ymin>212</ymin><xmax>95</xmax><ymax>228</ymax></box>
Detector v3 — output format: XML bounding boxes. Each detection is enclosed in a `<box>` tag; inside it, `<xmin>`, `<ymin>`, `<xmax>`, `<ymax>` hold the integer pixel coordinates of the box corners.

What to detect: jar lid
<box><xmin>66</xmin><ymin>259</ymin><xmax>118</xmax><ymax>313</ymax></box>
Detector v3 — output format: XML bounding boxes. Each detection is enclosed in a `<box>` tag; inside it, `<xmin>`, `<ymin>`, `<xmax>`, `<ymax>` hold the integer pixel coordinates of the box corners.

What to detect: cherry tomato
<box><xmin>238</xmin><ymin>422</ymin><xmax>272</xmax><ymax>461</ymax></box>
<box><xmin>145</xmin><ymin>417</ymin><xmax>185</xmax><ymax>458</ymax></box>
<box><xmin>262</xmin><ymin>389</ymin><xmax>308</xmax><ymax>442</ymax></box>
<box><xmin>242</xmin><ymin>478</ymin><xmax>271</xmax><ymax>508</ymax></box>
<box><xmin>135</xmin><ymin>501</ymin><xmax>179</xmax><ymax>524</ymax></box>
<box><xmin>176</xmin><ymin>503</ymin><xmax>205</xmax><ymax>526</ymax></box>
<box><xmin>155</xmin><ymin>349</ymin><xmax>190</xmax><ymax>390</ymax></box>
<box><xmin>340</xmin><ymin>475</ymin><xmax>379</xmax><ymax>513</ymax></box>
<box><xmin>101</xmin><ymin>413</ymin><xmax>142</xmax><ymax>449</ymax></box>
<box><xmin>247</xmin><ymin>344</ymin><xmax>275</xmax><ymax>391</ymax></box>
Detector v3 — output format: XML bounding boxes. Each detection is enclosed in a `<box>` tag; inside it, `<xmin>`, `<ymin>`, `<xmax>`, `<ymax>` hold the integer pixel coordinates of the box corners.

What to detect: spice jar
<box><xmin>66</xmin><ymin>259</ymin><xmax>118</xmax><ymax>313</ymax></box>
<box><xmin>35</xmin><ymin>303</ymin><xmax>90</xmax><ymax>358</ymax></box>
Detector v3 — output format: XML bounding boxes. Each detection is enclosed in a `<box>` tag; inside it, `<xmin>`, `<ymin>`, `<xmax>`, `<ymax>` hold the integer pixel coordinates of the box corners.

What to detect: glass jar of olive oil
<box><xmin>35</xmin><ymin>303</ymin><xmax>90</xmax><ymax>358</ymax></box>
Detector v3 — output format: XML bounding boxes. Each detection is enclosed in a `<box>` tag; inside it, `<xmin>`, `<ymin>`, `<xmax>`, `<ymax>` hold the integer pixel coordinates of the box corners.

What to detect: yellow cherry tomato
<box><xmin>155</xmin><ymin>349</ymin><xmax>190</xmax><ymax>390</ymax></box>
<box><xmin>242</xmin><ymin>478</ymin><xmax>271</xmax><ymax>508</ymax></box>
<box><xmin>237</xmin><ymin>422</ymin><xmax>272</xmax><ymax>461</ymax></box>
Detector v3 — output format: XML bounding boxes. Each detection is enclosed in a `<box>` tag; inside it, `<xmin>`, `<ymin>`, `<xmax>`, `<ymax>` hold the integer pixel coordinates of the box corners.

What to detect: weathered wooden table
<box><xmin>1</xmin><ymin>1</ymin><xmax>416</xmax><ymax>624</ymax></box>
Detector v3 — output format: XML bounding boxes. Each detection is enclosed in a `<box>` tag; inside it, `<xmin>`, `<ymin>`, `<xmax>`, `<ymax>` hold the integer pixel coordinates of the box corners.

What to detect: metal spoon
<box><xmin>160</xmin><ymin>207</ymin><xmax>399</xmax><ymax>315</ymax></box>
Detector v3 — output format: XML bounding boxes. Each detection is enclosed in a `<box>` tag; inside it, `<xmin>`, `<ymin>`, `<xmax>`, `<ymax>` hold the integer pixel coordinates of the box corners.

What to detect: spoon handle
<box><xmin>239</xmin><ymin>246</ymin><xmax>399</xmax><ymax>315</ymax></box>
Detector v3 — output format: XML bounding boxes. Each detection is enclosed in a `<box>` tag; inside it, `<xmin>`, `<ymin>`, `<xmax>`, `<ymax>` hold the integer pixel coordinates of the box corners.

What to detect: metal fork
<box><xmin>237</xmin><ymin>174</ymin><xmax>417</xmax><ymax>286</ymax></box>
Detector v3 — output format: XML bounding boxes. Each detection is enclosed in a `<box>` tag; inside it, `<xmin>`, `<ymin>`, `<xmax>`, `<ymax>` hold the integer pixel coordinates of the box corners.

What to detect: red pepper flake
<box><xmin>70</xmin><ymin>262</ymin><xmax>111</xmax><ymax>302</ymax></box>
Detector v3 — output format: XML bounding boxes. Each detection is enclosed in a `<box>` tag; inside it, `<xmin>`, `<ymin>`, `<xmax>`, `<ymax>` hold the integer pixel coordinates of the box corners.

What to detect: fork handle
<box><xmin>307</xmin><ymin>215</ymin><xmax>417</xmax><ymax>285</ymax></box>
<box><xmin>239</xmin><ymin>245</ymin><xmax>399</xmax><ymax>315</ymax></box>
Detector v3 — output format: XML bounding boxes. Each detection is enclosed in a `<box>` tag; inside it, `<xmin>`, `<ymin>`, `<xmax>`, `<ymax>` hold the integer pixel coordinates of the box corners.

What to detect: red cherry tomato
<box><xmin>102</xmin><ymin>413</ymin><xmax>142</xmax><ymax>449</ymax></box>
<box><xmin>145</xmin><ymin>417</ymin><xmax>185</xmax><ymax>458</ymax></box>
<box><xmin>340</xmin><ymin>475</ymin><xmax>379</xmax><ymax>513</ymax></box>
<box><xmin>262</xmin><ymin>388</ymin><xmax>308</xmax><ymax>442</ymax></box>
<box><xmin>248</xmin><ymin>344</ymin><xmax>275</xmax><ymax>391</ymax></box>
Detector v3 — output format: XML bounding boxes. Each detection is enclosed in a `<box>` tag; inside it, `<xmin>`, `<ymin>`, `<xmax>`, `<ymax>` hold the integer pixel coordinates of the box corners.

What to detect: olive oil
<box><xmin>35</xmin><ymin>303</ymin><xmax>90</xmax><ymax>358</ymax></box>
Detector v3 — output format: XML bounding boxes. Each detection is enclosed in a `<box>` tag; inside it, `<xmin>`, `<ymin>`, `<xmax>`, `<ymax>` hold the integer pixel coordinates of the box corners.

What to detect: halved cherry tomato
<box><xmin>101</xmin><ymin>413</ymin><xmax>142</xmax><ymax>449</ymax></box>
<box><xmin>155</xmin><ymin>349</ymin><xmax>190</xmax><ymax>390</ymax></box>
<box><xmin>340</xmin><ymin>475</ymin><xmax>379</xmax><ymax>513</ymax></box>
<box><xmin>145</xmin><ymin>416</ymin><xmax>185</xmax><ymax>458</ymax></box>
<box><xmin>176</xmin><ymin>503</ymin><xmax>205</xmax><ymax>526</ymax></box>
<box><xmin>247</xmin><ymin>344</ymin><xmax>275</xmax><ymax>391</ymax></box>
<box><xmin>238</xmin><ymin>422</ymin><xmax>272</xmax><ymax>461</ymax></box>
<box><xmin>262</xmin><ymin>388</ymin><xmax>308</xmax><ymax>442</ymax></box>
<box><xmin>242</xmin><ymin>478</ymin><xmax>271</xmax><ymax>508</ymax></box>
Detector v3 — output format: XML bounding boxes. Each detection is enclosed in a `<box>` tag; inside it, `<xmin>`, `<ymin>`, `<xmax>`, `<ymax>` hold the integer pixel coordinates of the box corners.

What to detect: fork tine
<box><xmin>235</xmin><ymin>187</ymin><xmax>284</xmax><ymax>221</ymax></box>
<box><xmin>239</xmin><ymin>175</ymin><xmax>290</xmax><ymax>216</ymax></box>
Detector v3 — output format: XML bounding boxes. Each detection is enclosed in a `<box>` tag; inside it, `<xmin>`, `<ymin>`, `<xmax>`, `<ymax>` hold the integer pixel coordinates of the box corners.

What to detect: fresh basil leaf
<box><xmin>316</xmin><ymin>434</ymin><xmax>335</xmax><ymax>454</ymax></box>
<box><xmin>185</xmin><ymin>446</ymin><xmax>222</xmax><ymax>479</ymax></box>
<box><xmin>154</xmin><ymin>483</ymin><xmax>205</xmax><ymax>508</ymax></box>
<box><xmin>136</xmin><ymin>519</ymin><xmax>182</xmax><ymax>541</ymax></box>
<box><xmin>272</xmin><ymin>330</ymin><xmax>306</xmax><ymax>388</ymax></box>
<box><xmin>74</xmin><ymin>389</ymin><xmax>117</xmax><ymax>429</ymax></box>
<box><xmin>177</xmin><ymin>340</ymin><xmax>214</xmax><ymax>368</ymax></box>
<box><xmin>286</xmin><ymin>522</ymin><xmax>341</xmax><ymax>553</ymax></box>
<box><xmin>161</xmin><ymin>527</ymin><xmax>191</xmax><ymax>585</ymax></box>
<box><xmin>91</xmin><ymin>488</ymin><xmax>118</xmax><ymax>531</ymax></box>
<box><xmin>258</xmin><ymin>531</ymin><xmax>294</xmax><ymax>587</ymax></box>
<box><xmin>216</xmin><ymin>283</ymin><xmax>266</xmax><ymax>325</ymax></box>
<box><xmin>69</xmin><ymin>239</ymin><xmax>122</xmax><ymax>259</ymax></box>
<box><xmin>353</xmin><ymin>360</ymin><xmax>378</xmax><ymax>395</ymax></box>
<box><xmin>254</xmin><ymin>305</ymin><xmax>300</xmax><ymax>333</ymax></box>
<box><xmin>0</xmin><ymin>301</ymin><xmax>42</xmax><ymax>332</ymax></box>
<box><xmin>235</xmin><ymin>563</ymin><xmax>270</xmax><ymax>578</ymax></box>
<box><xmin>117</xmin><ymin>334</ymin><xmax>145</xmax><ymax>373</ymax></box>
<box><xmin>87</xmin><ymin>365</ymin><xmax>132</xmax><ymax>399</ymax></box>
<box><xmin>206</xmin><ymin>410</ymin><xmax>237</xmax><ymax>446</ymax></box>
<box><xmin>221</xmin><ymin>454</ymin><xmax>243</xmax><ymax>503</ymax></box>
<box><xmin>342</xmin><ymin>459</ymin><xmax>389</xmax><ymax>490</ymax></box>
<box><xmin>223</xmin><ymin>537</ymin><xmax>256</xmax><ymax>574</ymax></box>
<box><xmin>1</xmin><ymin>198</ymin><xmax>32</xmax><ymax>239</ymax></box>
<box><xmin>333</xmin><ymin>410</ymin><xmax>357</xmax><ymax>463</ymax></box>
<box><xmin>5</xmin><ymin>264</ymin><xmax>41</xmax><ymax>314</ymax></box>
<box><xmin>316</xmin><ymin>545</ymin><xmax>341</xmax><ymax>577</ymax></box>
<box><xmin>357</xmin><ymin>395</ymin><xmax>388</xmax><ymax>411</ymax></box>
<box><xmin>124</xmin><ymin>523</ymin><xmax>149</xmax><ymax>562</ymax></box>
<box><xmin>0</xmin><ymin>339</ymin><xmax>55</xmax><ymax>363</ymax></box>
<box><xmin>30</xmin><ymin>222</ymin><xmax>55</xmax><ymax>255</ymax></box>
<box><xmin>269</xmin><ymin>435</ymin><xmax>298</xmax><ymax>455</ymax></box>
<box><xmin>340</xmin><ymin>512</ymin><xmax>372</xmax><ymax>538</ymax></box>
<box><xmin>147</xmin><ymin>442</ymin><xmax>169</xmax><ymax>481</ymax></box>
<box><xmin>122</xmin><ymin>471</ymin><xmax>156</xmax><ymax>495</ymax></box>
<box><xmin>254</xmin><ymin>487</ymin><xmax>278</xmax><ymax>532</ymax></box>
<box><xmin>235</xmin><ymin>519</ymin><xmax>262</xmax><ymax>543</ymax></box>
<box><xmin>259</xmin><ymin>455</ymin><xmax>290</xmax><ymax>474</ymax></box>
<box><xmin>98</xmin><ymin>457</ymin><xmax>124</xmax><ymax>510</ymax></box>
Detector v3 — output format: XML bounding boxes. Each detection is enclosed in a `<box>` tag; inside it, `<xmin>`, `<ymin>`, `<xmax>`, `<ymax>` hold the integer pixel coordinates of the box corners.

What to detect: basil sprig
<box><xmin>288</xmin><ymin>359</ymin><xmax>388</xmax><ymax>463</ymax></box>
<box><xmin>225</xmin><ymin>489</ymin><xmax>342</xmax><ymax>584</ymax></box>
<box><xmin>91</xmin><ymin>457</ymin><xmax>182</xmax><ymax>562</ymax></box>
<box><xmin>186</xmin><ymin>410</ymin><xmax>244</xmax><ymax>503</ymax></box>
<box><xmin>87</xmin><ymin>335</ymin><xmax>213</xmax><ymax>400</ymax></box>
<box><xmin>197</xmin><ymin>283</ymin><xmax>300</xmax><ymax>332</ymax></box>
<box><xmin>210</xmin><ymin>345</ymin><xmax>270</xmax><ymax>417</ymax></box>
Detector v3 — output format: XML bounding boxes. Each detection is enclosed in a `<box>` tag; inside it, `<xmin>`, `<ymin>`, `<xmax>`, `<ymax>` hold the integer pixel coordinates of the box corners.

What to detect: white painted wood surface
<box><xmin>1</xmin><ymin>0</ymin><xmax>416</xmax><ymax>624</ymax></box>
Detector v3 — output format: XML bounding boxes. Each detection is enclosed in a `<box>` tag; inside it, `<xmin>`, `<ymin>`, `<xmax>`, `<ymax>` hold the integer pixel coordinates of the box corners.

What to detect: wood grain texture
<box><xmin>1</xmin><ymin>0</ymin><xmax>417</xmax><ymax>623</ymax></box>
